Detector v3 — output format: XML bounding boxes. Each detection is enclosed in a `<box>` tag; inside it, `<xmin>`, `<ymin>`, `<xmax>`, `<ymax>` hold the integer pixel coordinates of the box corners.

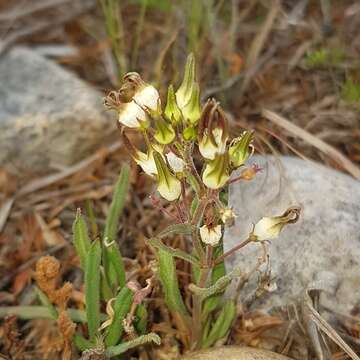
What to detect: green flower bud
<box><xmin>154</xmin><ymin>152</ymin><xmax>181</xmax><ymax>201</ymax></box>
<box><xmin>164</xmin><ymin>84</ymin><xmax>182</xmax><ymax>124</ymax></box>
<box><xmin>183</xmin><ymin>125</ymin><xmax>197</xmax><ymax>141</ymax></box>
<box><xmin>182</xmin><ymin>82</ymin><xmax>201</xmax><ymax>125</ymax></box>
<box><xmin>176</xmin><ymin>53</ymin><xmax>196</xmax><ymax>109</ymax></box>
<box><xmin>202</xmin><ymin>153</ymin><xmax>230</xmax><ymax>189</ymax></box>
<box><xmin>228</xmin><ymin>130</ymin><xmax>254</xmax><ymax>168</ymax></box>
<box><xmin>154</xmin><ymin>115</ymin><xmax>176</xmax><ymax>145</ymax></box>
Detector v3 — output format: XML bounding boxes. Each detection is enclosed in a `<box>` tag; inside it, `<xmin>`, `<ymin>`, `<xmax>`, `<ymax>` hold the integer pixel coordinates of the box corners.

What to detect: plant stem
<box><xmin>213</xmin><ymin>237</ymin><xmax>252</xmax><ymax>266</ymax></box>
<box><xmin>191</xmin><ymin>266</ymin><xmax>210</xmax><ymax>349</ymax></box>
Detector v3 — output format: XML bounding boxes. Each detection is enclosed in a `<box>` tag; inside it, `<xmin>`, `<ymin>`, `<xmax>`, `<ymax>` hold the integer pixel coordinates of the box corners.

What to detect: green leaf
<box><xmin>103</xmin><ymin>164</ymin><xmax>130</xmax><ymax>290</ymax></box>
<box><xmin>157</xmin><ymin>223</ymin><xmax>193</xmax><ymax>238</ymax></box>
<box><xmin>85</xmin><ymin>240</ymin><xmax>102</xmax><ymax>341</ymax></box>
<box><xmin>158</xmin><ymin>249</ymin><xmax>189</xmax><ymax>316</ymax></box>
<box><xmin>34</xmin><ymin>286</ymin><xmax>58</xmax><ymax>320</ymax></box>
<box><xmin>105</xmin><ymin>333</ymin><xmax>161</xmax><ymax>357</ymax></box>
<box><xmin>73</xmin><ymin>334</ymin><xmax>94</xmax><ymax>351</ymax></box>
<box><xmin>135</xmin><ymin>304</ymin><xmax>148</xmax><ymax>335</ymax></box>
<box><xmin>72</xmin><ymin>209</ymin><xmax>91</xmax><ymax>270</ymax></box>
<box><xmin>202</xmin><ymin>300</ymin><xmax>236</xmax><ymax>348</ymax></box>
<box><xmin>148</xmin><ymin>237</ymin><xmax>199</xmax><ymax>265</ymax></box>
<box><xmin>105</xmin><ymin>286</ymin><xmax>134</xmax><ymax>347</ymax></box>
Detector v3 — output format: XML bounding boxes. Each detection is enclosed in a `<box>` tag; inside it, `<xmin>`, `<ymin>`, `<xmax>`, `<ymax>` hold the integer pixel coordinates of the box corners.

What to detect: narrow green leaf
<box><xmin>73</xmin><ymin>334</ymin><xmax>94</xmax><ymax>351</ymax></box>
<box><xmin>202</xmin><ymin>300</ymin><xmax>236</xmax><ymax>348</ymax></box>
<box><xmin>103</xmin><ymin>164</ymin><xmax>130</xmax><ymax>290</ymax></box>
<box><xmin>157</xmin><ymin>223</ymin><xmax>193</xmax><ymax>238</ymax></box>
<box><xmin>35</xmin><ymin>286</ymin><xmax>58</xmax><ymax>320</ymax></box>
<box><xmin>158</xmin><ymin>249</ymin><xmax>189</xmax><ymax>316</ymax></box>
<box><xmin>135</xmin><ymin>304</ymin><xmax>148</xmax><ymax>335</ymax></box>
<box><xmin>85</xmin><ymin>199</ymin><xmax>99</xmax><ymax>239</ymax></box>
<box><xmin>189</xmin><ymin>266</ymin><xmax>240</xmax><ymax>301</ymax></box>
<box><xmin>105</xmin><ymin>286</ymin><xmax>134</xmax><ymax>346</ymax></box>
<box><xmin>72</xmin><ymin>209</ymin><xmax>91</xmax><ymax>270</ymax></box>
<box><xmin>148</xmin><ymin>237</ymin><xmax>199</xmax><ymax>265</ymax></box>
<box><xmin>85</xmin><ymin>240</ymin><xmax>102</xmax><ymax>341</ymax></box>
<box><xmin>105</xmin><ymin>333</ymin><xmax>161</xmax><ymax>357</ymax></box>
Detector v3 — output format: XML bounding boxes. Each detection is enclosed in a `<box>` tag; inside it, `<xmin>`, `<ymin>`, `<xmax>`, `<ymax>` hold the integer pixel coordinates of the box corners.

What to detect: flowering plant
<box><xmin>104</xmin><ymin>54</ymin><xmax>301</xmax><ymax>351</ymax></box>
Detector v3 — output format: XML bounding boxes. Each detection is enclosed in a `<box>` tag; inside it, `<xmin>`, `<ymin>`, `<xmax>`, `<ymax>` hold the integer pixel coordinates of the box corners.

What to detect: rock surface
<box><xmin>225</xmin><ymin>156</ymin><xmax>360</xmax><ymax>311</ymax></box>
<box><xmin>0</xmin><ymin>46</ymin><xmax>116</xmax><ymax>173</ymax></box>
<box><xmin>180</xmin><ymin>346</ymin><xmax>292</xmax><ymax>360</ymax></box>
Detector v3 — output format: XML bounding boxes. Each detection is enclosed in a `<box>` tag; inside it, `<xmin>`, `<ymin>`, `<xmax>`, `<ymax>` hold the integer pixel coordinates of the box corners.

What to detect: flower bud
<box><xmin>199</xmin><ymin>224</ymin><xmax>222</xmax><ymax>246</ymax></box>
<box><xmin>228</xmin><ymin>130</ymin><xmax>254</xmax><ymax>168</ymax></box>
<box><xmin>153</xmin><ymin>115</ymin><xmax>175</xmax><ymax>145</ymax></box>
<box><xmin>164</xmin><ymin>84</ymin><xmax>182</xmax><ymax>124</ymax></box>
<box><xmin>183</xmin><ymin>125</ymin><xmax>197</xmax><ymax>141</ymax></box>
<box><xmin>176</xmin><ymin>53</ymin><xmax>196</xmax><ymax>109</ymax></box>
<box><xmin>181</xmin><ymin>82</ymin><xmax>201</xmax><ymax>125</ymax></box>
<box><xmin>198</xmin><ymin>99</ymin><xmax>229</xmax><ymax>160</ymax></box>
<box><xmin>251</xmin><ymin>207</ymin><xmax>301</xmax><ymax>241</ymax></box>
<box><xmin>202</xmin><ymin>153</ymin><xmax>230</xmax><ymax>189</ymax></box>
<box><xmin>154</xmin><ymin>152</ymin><xmax>181</xmax><ymax>201</ymax></box>
<box><xmin>166</xmin><ymin>152</ymin><xmax>185</xmax><ymax>174</ymax></box>
<box><xmin>219</xmin><ymin>207</ymin><xmax>237</xmax><ymax>226</ymax></box>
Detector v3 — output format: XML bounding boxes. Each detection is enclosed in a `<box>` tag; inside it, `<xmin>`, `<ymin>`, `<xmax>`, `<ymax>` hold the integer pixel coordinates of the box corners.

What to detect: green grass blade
<box><xmin>105</xmin><ymin>333</ymin><xmax>161</xmax><ymax>357</ymax></box>
<box><xmin>72</xmin><ymin>209</ymin><xmax>91</xmax><ymax>270</ymax></box>
<box><xmin>85</xmin><ymin>240</ymin><xmax>102</xmax><ymax>341</ymax></box>
<box><xmin>105</xmin><ymin>286</ymin><xmax>134</xmax><ymax>346</ymax></box>
<box><xmin>103</xmin><ymin>164</ymin><xmax>130</xmax><ymax>290</ymax></box>
<box><xmin>158</xmin><ymin>249</ymin><xmax>189</xmax><ymax>316</ymax></box>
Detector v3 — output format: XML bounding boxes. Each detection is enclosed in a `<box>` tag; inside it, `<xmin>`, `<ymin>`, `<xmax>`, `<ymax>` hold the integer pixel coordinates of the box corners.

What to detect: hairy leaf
<box><xmin>105</xmin><ymin>286</ymin><xmax>134</xmax><ymax>346</ymax></box>
<box><xmin>85</xmin><ymin>240</ymin><xmax>102</xmax><ymax>341</ymax></box>
<box><xmin>72</xmin><ymin>210</ymin><xmax>91</xmax><ymax>270</ymax></box>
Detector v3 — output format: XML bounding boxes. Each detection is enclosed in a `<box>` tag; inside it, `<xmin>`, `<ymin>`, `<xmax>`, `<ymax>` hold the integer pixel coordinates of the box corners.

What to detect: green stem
<box><xmin>191</xmin><ymin>266</ymin><xmax>211</xmax><ymax>349</ymax></box>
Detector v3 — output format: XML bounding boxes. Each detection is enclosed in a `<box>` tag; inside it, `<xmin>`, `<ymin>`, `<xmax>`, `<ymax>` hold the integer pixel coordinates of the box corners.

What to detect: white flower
<box><xmin>199</xmin><ymin>224</ymin><xmax>222</xmax><ymax>246</ymax></box>
<box><xmin>118</xmin><ymin>101</ymin><xmax>146</xmax><ymax>128</ymax></box>
<box><xmin>134</xmin><ymin>150</ymin><xmax>157</xmax><ymax>176</ymax></box>
<box><xmin>118</xmin><ymin>85</ymin><xmax>160</xmax><ymax>129</ymax></box>
<box><xmin>252</xmin><ymin>207</ymin><xmax>301</xmax><ymax>241</ymax></box>
<box><xmin>157</xmin><ymin>176</ymin><xmax>181</xmax><ymax>202</ymax></box>
<box><xmin>133</xmin><ymin>85</ymin><xmax>160</xmax><ymax>111</ymax></box>
<box><xmin>154</xmin><ymin>152</ymin><xmax>181</xmax><ymax>202</ymax></box>
<box><xmin>166</xmin><ymin>152</ymin><xmax>185</xmax><ymax>173</ymax></box>
<box><xmin>252</xmin><ymin>217</ymin><xmax>283</xmax><ymax>240</ymax></box>
<box><xmin>199</xmin><ymin>128</ymin><xmax>228</xmax><ymax>160</ymax></box>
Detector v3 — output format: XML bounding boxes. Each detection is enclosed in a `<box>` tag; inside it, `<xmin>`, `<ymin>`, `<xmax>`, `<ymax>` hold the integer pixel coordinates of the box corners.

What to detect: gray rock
<box><xmin>225</xmin><ymin>156</ymin><xmax>360</xmax><ymax>311</ymax></box>
<box><xmin>0</xmin><ymin>46</ymin><xmax>116</xmax><ymax>173</ymax></box>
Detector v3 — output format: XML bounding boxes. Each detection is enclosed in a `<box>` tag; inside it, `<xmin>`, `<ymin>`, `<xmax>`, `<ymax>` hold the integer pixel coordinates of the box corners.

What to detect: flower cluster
<box><xmin>105</xmin><ymin>54</ymin><xmax>297</xmax><ymax>247</ymax></box>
